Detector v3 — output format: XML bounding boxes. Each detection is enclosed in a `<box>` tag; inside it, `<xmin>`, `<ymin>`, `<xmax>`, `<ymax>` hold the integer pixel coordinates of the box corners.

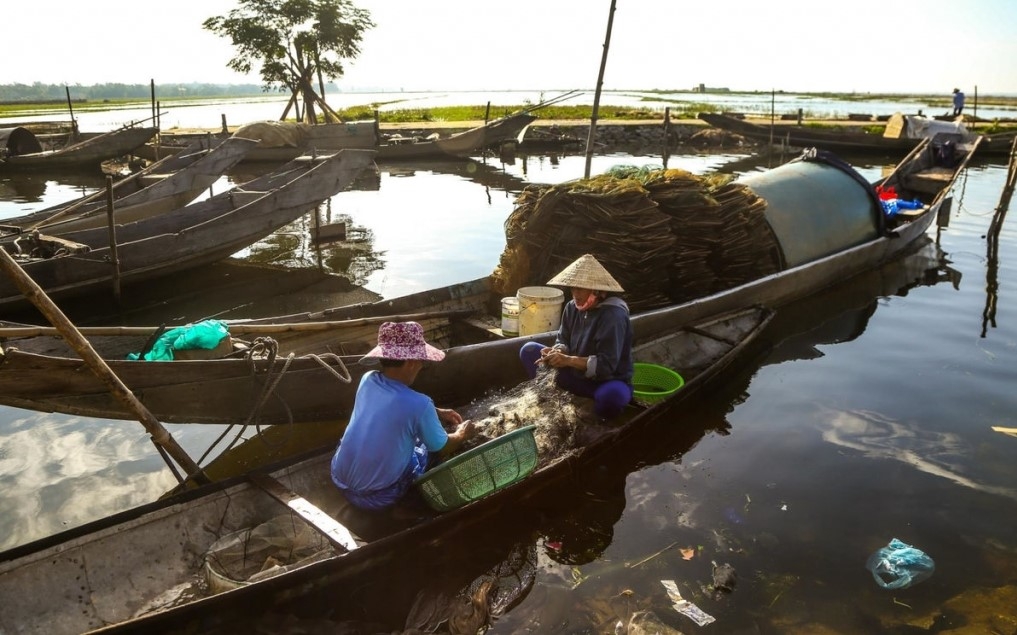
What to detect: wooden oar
<box><xmin>0</xmin><ymin>246</ymin><xmax>209</xmax><ymax>485</ymax></box>
<box><xmin>0</xmin><ymin>309</ymin><xmax>479</xmax><ymax>339</ymax></box>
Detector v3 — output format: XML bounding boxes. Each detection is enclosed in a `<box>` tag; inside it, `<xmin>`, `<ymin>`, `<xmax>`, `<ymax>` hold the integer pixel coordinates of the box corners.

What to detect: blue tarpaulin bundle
<box><xmin>865</xmin><ymin>538</ymin><xmax>935</xmax><ymax>589</ymax></box>
<box><xmin>127</xmin><ymin>320</ymin><xmax>230</xmax><ymax>361</ymax></box>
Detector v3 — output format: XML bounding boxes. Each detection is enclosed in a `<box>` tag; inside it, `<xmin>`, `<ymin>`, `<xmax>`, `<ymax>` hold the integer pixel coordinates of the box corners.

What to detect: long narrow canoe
<box><xmin>700</xmin><ymin>111</ymin><xmax>1015</xmax><ymax>156</ymax></box>
<box><xmin>0</xmin><ymin>304</ymin><xmax>773</xmax><ymax>635</ymax></box>
<box><xmin>1</xmin><ymin>136</ymin><xmax>258</xmax><ymax>234</ymax></box>
<box><xmin>0</xmin><ymin>136</ymin><xmax>977</xmax><ymax>424</ymax></box>
<box><xmin>0</xmin><ymin>125</ymin><xmax>158</xmax><ymax>171</ymax></box>
<box><xmin>0</xmin><ymin>149</ymin><xmax>376</xmax><ymax>312</ymax></box>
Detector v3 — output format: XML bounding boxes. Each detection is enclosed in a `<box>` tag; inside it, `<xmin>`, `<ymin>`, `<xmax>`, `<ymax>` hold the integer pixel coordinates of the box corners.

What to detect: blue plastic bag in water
<box><xmin>865</xmin><ymin>538</ymin><xmax>935</xmax><ymax>589</ymax></box>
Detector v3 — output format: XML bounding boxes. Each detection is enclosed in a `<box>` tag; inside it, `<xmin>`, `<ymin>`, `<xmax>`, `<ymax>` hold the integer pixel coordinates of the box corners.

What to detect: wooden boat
<box><xmin>0</xmin><ymin>303</ymin><xmax>773</xmax><ymax>635</ymax></box>
<box><xmin>374</xmin><ymin>112</ymin><xmax>536</xmax><ymax>160</ymax></box>
<box><xmin>150</xmin><ymin>112</ymin><xmax>537</xmax><ymax>163</ymax></box>
<box><xmin>0</xmin><ymin>136</ymin><xmax>977</xmax><ymax>424</ymax></box>
<box><xmin>0</xmin><ymin>136</ymin><xmax>259</xmax><ymax>234</ymax></box>
<box><xmin>0</xmin><ymin>149</ymin><xmax>376</xmax><ymax>312</ymax></box>
<box><xmin>0</xmin><ymin>125</ymin><xmax>158</xmax><ymax>171</ymax></box>
<box><xmin>699</xmin><ymin>112</ymin><xmax>1016</xmax><ymax>156</ymax></box>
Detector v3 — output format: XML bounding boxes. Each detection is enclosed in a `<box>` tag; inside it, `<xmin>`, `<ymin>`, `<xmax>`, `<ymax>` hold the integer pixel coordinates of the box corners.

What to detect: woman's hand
<box><xmin>436</xmin><ymin>407</ymin><xmax>463</xmax><ymax>427</ymax></box>
<box><xmin>540</xmin><ymin>349</ymin><xmax>586</xmax><ymax>370</ymax></box>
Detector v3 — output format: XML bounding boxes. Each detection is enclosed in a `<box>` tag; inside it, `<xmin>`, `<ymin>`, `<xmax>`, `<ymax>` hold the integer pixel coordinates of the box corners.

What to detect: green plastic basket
<box><xmin>414</xmin><ymin>425</ymin><xmax>538</xmax><ymax>512</ymax></box>
<box><xmin>632</xmin><ymin>362</ymin><xmax>685</xmax><ymax>405</ymax></box>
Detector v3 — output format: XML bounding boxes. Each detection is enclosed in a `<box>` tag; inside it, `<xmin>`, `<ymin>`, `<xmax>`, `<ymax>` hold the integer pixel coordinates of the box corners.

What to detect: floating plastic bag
<box><xmin>865</xmin><ymin>538</ymin><xmax>935</xmax><ymax>589</ymax></box>
<box><xmin>127</xmin><ymin>319</ymin><xmax>230</xmax><ymax>361</ymax></box>
<box><xmin>661</xmin><ymin>579</ymin><xmax>715</xmax><ymax>626</ymax></box>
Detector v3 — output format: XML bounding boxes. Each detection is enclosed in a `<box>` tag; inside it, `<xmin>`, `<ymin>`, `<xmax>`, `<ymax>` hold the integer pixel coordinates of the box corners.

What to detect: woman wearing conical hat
<box><xmin>519</xmin><ymin>254</ymin><xmax>634</xmax><ymax>419</ymax></box>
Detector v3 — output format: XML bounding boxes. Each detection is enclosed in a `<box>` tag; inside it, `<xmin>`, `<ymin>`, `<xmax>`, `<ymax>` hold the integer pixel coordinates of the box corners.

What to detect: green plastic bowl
<box><xmin>632</xmin><ymin>362</ymin><xmax>685</xmax><ymax>405</ymax></box>
<box><xmin>414</xmin><ymin>425</ymin><xmax>538</xmax><ymax>512</ymax></box>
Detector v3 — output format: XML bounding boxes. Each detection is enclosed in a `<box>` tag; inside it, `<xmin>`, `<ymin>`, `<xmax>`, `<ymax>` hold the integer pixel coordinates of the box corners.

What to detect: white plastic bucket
<box><xmin>517</xmin><ymin>286</ymin><xmax>565</xmax><ymax>336</ymax></box>
<box><xmin>501</xmin><ymin>297</ymin><xmax>520</xmax><ymax>336</ymax></box>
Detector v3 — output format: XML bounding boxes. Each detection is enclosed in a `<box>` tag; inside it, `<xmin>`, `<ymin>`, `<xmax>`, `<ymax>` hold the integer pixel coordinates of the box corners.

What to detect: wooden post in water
<box><xmin>584</xmin><ymin>0</ymin><xmax>616</xmax><ymax>179</ymax></box>
<box><xmin>0</xmin><ymin>248</ymin><xmax>209</xmax><ymax>485</ymax></box>
<box><xmin>769</xmin><ymin>89</ymin><xmax>775</xmax><ymax>147</ymax></box>
<box><xmin>105</xmin><ymin>176</ymin><xmax>122</xmax><ymax>306</ymax></box>
<box><xmin>64</xmin><ymin>86</ymin><xmax>78</xmax><ymax>140</ymax></box>
<box><xmin>662</xmin><ymin>107</ymin><xmax>671</xmax><ymax>169</ymax></box>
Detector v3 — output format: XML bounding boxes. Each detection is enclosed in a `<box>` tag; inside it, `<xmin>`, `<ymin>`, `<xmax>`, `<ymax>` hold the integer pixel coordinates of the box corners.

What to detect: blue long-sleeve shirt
<box><xmin>553</xmin><ymin>296</ymin><xmax>634</xmax><ymax>383</ymax></box>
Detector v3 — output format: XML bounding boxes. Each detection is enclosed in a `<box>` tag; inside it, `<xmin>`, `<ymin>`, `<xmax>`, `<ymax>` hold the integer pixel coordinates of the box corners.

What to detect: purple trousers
<box><xmin>519</xmin><ymin>341</ymin><xmax>632</xmax><ymax>419</ymax></box>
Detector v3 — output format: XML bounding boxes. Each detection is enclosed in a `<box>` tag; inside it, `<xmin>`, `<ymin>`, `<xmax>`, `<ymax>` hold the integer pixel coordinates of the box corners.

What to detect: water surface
<box><xmin>0</xmin><ymin>143</ymin><xmax>1015</xmax><ymax>633</ymax></box>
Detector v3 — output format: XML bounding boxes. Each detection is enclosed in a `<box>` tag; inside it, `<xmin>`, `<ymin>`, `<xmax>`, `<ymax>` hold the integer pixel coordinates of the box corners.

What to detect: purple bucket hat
<box><xmin>362</xmin><ymin>321</ymin><xmax>445</xmax><ymax>362</ymax></box>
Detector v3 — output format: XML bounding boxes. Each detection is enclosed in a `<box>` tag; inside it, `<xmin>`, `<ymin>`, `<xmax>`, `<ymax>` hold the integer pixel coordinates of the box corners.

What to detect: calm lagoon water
<box><xmin>0</xmin><ymin>138</ymin><xmax>1015</xmax><ymax>632</ymax></box>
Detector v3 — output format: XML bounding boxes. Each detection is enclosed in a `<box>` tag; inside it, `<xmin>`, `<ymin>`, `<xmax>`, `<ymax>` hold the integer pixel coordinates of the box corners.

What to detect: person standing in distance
<box><xmin>952</xmin><ymin>88</ymin><xmax>965</xmax><ymax>117</ymax></box>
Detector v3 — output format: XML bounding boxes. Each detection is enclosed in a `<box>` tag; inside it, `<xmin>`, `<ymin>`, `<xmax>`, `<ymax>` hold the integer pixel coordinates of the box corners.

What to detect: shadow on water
<box><xmin>201</xmin><ymin>235</ymin><xmax>958</xmax><ymax>633</ymax></box>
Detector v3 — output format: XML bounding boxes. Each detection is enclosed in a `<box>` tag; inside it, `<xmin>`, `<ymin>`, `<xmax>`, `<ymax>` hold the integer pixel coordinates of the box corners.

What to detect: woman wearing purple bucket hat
<box><xmin>330</xmin><ymin>321</ymin><xmax>477</xmax><ymax>511</ymax></box>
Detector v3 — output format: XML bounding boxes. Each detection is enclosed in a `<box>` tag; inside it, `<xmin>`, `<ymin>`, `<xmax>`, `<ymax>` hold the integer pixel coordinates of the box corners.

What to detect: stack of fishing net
<box><xmin>492</xmin><ymin>165</ymin><xmax>784</xmax><ymax>311</ymax></box>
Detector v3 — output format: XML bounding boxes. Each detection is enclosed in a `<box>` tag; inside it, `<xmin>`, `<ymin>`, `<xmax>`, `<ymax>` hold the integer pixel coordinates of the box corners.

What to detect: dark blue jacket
<box><xmin>554</xmin><ymin>296</ymin><xmax>634</xmax><ymax>383</ymax></box>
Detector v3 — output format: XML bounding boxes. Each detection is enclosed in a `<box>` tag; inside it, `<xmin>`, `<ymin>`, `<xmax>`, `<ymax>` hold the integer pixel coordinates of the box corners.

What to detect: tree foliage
<box><xmin>204</xmin><ymin>0</ymin><xmax>373</xmax><ymax>123</ymax></box>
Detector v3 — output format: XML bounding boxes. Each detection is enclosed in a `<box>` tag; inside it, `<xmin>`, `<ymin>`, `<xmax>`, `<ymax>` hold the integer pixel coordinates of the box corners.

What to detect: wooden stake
<box><xmin>0</xmin><ymin>247</ymin><xmax>209</xmax><ymax>485</ymax></box>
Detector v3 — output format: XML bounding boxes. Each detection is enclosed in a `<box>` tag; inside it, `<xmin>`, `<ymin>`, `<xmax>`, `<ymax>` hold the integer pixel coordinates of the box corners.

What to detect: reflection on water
<box><xmin>819</xmin><ymin>407</ymin><xmax>1017</xmax><ymax>502</ymax></box>
<box><xmin>0</xmin><ymin>412</ymin><xmax>176</xmax><ymax>548</ymax></box>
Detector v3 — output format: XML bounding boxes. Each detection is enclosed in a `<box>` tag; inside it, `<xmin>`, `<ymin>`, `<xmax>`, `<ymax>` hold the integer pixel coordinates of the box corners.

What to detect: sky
<box><xmin>5</xmin><ymin>0</ymin><xmax>1017</xmax><ymax>95</ymax></box>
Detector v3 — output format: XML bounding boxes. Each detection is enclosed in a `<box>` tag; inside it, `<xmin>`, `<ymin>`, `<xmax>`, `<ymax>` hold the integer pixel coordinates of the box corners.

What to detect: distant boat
<box><xmin>0</xmin><ymin>125</ymin><xmax>158</xmax><ymax>171</ymax></box>
<box><xmin>0</xmin><ymin>149</ymin><xmax>375</xmax><ymax>312</ymax></box>
<box><xmin>699</xmin><ymin>112</ymin><xmax>1017</xmax><ymax>156</ymax></box>
<box><xmin>142</xmin><ymin>112</ymin><xmax>537</xmax><ymax>163</ymax></box>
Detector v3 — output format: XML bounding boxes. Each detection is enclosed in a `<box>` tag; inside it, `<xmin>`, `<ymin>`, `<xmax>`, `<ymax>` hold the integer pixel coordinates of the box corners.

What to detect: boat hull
<box><xmin>0</xmin><ymin>139</ymin><xmax>970</xmax><ymax>424</ymax></box>
<box><xmin>0</xmin><ymin>305</ymin><xmax>772</xmax><ymax>635</ymax></box>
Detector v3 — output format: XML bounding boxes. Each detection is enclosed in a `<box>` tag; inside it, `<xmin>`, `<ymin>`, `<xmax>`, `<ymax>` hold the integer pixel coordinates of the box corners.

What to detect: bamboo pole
<box><xmin>993</xmin><ymin>134</ymin><xmax>1017</xmax><ymax>216</ymax></box>
<box><xmin>0</xmin><ymin>309</ymin><xmax>477</xmax><ymax>339</ymax></box>
<box><xmin>584</xmin><ymin>0</ymin><xmax>616</xmax><ymax>179</ymax></box>
<box><xmin>0</xmin><ymin>247</ymin><xmax>209</xmax><ymax>484</ymax></box>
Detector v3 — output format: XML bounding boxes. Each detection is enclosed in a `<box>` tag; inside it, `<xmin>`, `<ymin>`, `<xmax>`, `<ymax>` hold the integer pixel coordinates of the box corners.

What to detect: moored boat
<box><xmin>0</xmin><ymin>125</ymin><xmax>159</xmax><ymax>172</ymax></box>
<box><xmin>0</xmin><ymin>136</ymin><xmax>977</xmax><ymax>424</ymax></box>
<box><xmin>0</xmin><ymin>304</ymin><xmax>772</xmax><ymax>635</ymax></box>
<box><xmin>1</xmin><ymin>136</ymin><xmax>258</xmax><ymax>234</ymax></box>
<box><xmin>147</xmin><ymin>112</ymin><xmax>537</xmax><ymax>163</ymax></box>
<box><xmin>699</xmin><ymin>111</ymin><xmax>1014</xmax><ymax>156</ymax></box>
<box><xmin>0</xmin><ymin>149</ymin><xmax>376</xmax><ymax>312</ymax></box>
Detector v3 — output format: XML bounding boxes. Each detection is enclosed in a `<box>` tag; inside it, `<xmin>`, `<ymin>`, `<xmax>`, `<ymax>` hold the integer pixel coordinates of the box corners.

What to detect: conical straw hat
<box><xmin>546</xmin><ymin>254</ymin><xmax>624</xmax><ymax>292</ymax></box>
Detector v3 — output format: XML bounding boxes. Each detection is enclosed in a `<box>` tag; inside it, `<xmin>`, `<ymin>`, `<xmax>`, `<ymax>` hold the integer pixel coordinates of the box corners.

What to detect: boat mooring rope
<box><xmin>195</xmin><ymin>341</ymin><xmax>355</xmax><ymax>465</ymax></box>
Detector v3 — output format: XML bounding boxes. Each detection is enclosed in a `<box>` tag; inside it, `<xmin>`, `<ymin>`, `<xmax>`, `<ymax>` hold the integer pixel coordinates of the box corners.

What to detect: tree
<box><xmin>204</xmin><ymin>0</ymin><xmax>373</xmax><ymax>124</ymax></box>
